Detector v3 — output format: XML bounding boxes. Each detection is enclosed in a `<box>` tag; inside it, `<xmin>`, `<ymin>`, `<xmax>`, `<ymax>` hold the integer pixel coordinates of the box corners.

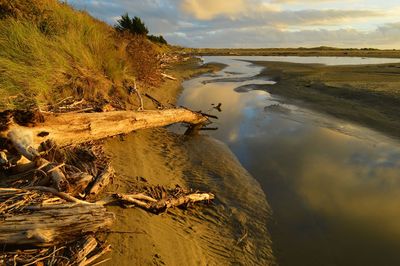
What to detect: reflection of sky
<box><xmin>202</xmin><ymin>55</ymin><xmax>400</xmax><ymax>66</ymax></box>
<box><xmin>178</xmin><ymin>56</ymin><xmax>400</xmax><ymax>265</ymax></box>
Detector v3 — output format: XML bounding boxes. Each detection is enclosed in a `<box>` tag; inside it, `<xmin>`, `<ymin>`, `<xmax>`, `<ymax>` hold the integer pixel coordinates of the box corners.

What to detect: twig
<box><xmin>161</xmin><ymin>73</ymin><xmax>177</xmax><ymax>81</ymax></box>
<box><xmin>23</xmin><ymin>247</ymin><xmax>65</xmax><ymax>266</ymax></box>
<box><xmin>46</xmin><ymin>163</ymin><xmax>65</xmax><ymax>174</ymax></box>
<box><xmin>129</xmin><ymin>80</ymin><xmax>144</xmax><ymax>111</ymax></box>
<box><xmin>25</xmin><ymin>186</ymin><xmax>92</xmax><ymax>205</ymax></box>
<box><xmin>144</xmin><ymin>93</ymin><xmax>164</xmax><ymax>109</ymax></box>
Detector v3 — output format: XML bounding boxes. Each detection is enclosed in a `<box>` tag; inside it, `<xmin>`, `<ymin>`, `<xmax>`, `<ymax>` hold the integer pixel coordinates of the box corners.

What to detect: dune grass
<box><xmin>0</xmin><ymin>0</ymin><xmax>164</xmax><ymax>110</ymax></box>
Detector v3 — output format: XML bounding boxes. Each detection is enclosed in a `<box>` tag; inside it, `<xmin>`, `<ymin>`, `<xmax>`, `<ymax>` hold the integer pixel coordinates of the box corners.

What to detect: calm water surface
<box><xmin>178</xmin><ymin>56</ymin><xmax>400</xmax><ymax>266</ymax></box>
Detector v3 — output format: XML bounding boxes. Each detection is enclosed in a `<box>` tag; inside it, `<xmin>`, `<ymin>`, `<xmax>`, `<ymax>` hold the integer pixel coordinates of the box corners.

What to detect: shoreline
<box><xmin>249</xmin><ymin>60</ymin><xmax>400</xmax><ymax>139</ymax></box>
<box><xmin>178</xmin><ymin>48</ymin><xmax>400</xmax><ymax>59</ymax></box>
<box><xmin>99</xmin><ymin>60</ymin><xmax>273</xmax><ymax>266</ymax></box>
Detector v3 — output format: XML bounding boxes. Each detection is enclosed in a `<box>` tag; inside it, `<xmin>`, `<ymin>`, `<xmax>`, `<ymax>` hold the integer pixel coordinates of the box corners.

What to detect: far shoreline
<box><xmin>178</xmin><ymin>47</ymin><xmax>400</xmax><ymax>59</ymax></box>
<box><xmin>248</xmin><ymin>59</ymin><xmax>400</xmax><ymax>139</ymax></box>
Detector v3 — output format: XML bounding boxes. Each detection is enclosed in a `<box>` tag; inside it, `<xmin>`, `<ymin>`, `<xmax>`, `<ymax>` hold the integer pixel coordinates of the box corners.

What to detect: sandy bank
<box><xmin>102</xmin><ymin>59</ymin><xmax>275</xmax><ymax>265</ymax></box>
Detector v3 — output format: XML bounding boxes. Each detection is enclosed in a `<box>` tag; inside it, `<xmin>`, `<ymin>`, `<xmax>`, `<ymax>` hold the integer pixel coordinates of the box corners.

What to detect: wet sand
<box><xmin>102</xmin><ymin>59</ymin><xmax>275</xmax><ymax>265</ymax></box>
<box><xmin>251</xmin><ymin>61</ymin><xmax>400</xmax><ymax>138</ymax></box>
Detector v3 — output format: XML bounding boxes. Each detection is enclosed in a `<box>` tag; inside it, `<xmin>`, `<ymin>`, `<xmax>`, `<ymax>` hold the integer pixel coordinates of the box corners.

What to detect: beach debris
<box><xmin>88</xmin><ymin>164</ymin><xmax>114</xmax><ymax>198</ymax></box>
<box><xmin>113</xmin><ymin>186</ymin><xmax>215</xmax><ymax>214</ymax></box>
<box><xmin>213</xmin><ymin>103</ymin><xmax>222</xmax><ymax>112</ymax></box>
<box><xmin>144</xmin><ymin>93</ymin><xmax>165</xmax><ymax>109</ymax></box>
<box><xmin>161</xmin><ymin>72</ymin><xmax>177</xmax><ymax>81</ymax></box>
<box><xmin>128</xmin><ymin>80</ymin><xmax>144</xmax><ymax>111</ymax></box>
<box><xmin>0</xmin><ymin>106</ymin><xmax>216</xmax><ymax>265</ymax></box>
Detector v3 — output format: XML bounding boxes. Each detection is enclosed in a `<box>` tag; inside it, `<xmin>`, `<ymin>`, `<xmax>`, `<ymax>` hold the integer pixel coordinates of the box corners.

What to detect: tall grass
<box><xmin>0</xmin><ymin>0</ymin><xmax>161</xmax><ymax>110</ymax></box>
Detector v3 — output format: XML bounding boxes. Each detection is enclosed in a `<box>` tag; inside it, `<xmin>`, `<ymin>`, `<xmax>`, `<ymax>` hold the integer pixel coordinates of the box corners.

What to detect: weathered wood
<box><xmin>72</xmin><ymin>235</ymin><xmax>98</xmax><ymax>264</ymax></box>
<box><xmin>69</xmin><ymin>172</ymin><xmax>94</xmax><ymax>197</ymax></box>
<box><xmin>7</xmin><ymin>127</ymin><xmax>39</xmax><ymax>161</ymax></box>
<box><xmin>6</xmin><ymin>130</ymin><xmax>69</xmax><ymax>191</ymax></box>
<box><xmin>0</xmin><ymin>203</ymin><xmax>114</xmax><ymax>247</ymax></box>
<box><xmin>161</xmin><ymin>73</ymin><xmax>177</xmax><ymax>81</ymax></box>
<box><xmin>88</xmin><ymin>165</ymin><xmax>113</xmax><ymax>197</ymax></box>
<box><xmin>4</xmin><ymin>109</ymin><xmax>208</xmax><ymax>147</ymax></box>
<box><xmin>144</xmin><ymin>93</ymin><xmax>164</xmax><ymax>109</ymax></box>
<box><xmin>26</xmin><ymin>186</ymin><xmax>91</xmax><ymax>205</ymax></box>
<box><xmin>35</xmin><ymin>158</ymin><xmax>69</xmax><ymax>191</ymax></box>
<box><xmin>79</xmin><ymin>244</ymin><xmax>111</xmax><ymax>266</ymax></box>
<box><xmin>114</xmin><ymin>192</ymin><xmax>215</xmax><ymax>213</ymax></box>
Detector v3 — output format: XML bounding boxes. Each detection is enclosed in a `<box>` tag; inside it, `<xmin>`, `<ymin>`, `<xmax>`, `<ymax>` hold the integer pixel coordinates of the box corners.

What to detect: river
<box><xmin>177</xmin><ymin>56</ymin><xmax>400</xmax><ymax>266</ymax></box>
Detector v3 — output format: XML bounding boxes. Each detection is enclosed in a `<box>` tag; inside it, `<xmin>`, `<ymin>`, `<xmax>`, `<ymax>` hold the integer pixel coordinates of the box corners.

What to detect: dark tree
<box><xmin>115</xmin><ymin>13</ymin><xmax>149</xmax><ymax>35</ymax></box>
<box><xmin>148</xmin><ymin>34</ymin><xmax>168</xmax><ymax>45</ymax></box>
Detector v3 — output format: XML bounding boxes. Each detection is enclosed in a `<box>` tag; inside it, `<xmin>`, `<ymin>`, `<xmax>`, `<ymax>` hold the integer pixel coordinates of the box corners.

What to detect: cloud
<box><xmin>68</xmin><ymin>0</ymin><xmax>400</xmax><ymax>48</ymax></box>
<box><xmin>180</xmin><ymin>0</ymin><xmax>247</xmax><ymax>20</ymax></box>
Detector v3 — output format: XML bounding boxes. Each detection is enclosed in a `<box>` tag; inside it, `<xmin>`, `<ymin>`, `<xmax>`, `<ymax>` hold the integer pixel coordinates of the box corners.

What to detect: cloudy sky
<box><xmin>69</xmin><ymin>0</ymin><xmax>400</xmax><ymax>48</ymax></box>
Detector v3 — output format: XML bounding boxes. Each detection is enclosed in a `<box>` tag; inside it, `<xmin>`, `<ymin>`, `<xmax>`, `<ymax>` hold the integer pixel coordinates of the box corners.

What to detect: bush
<box><xmin>148</xmin><ymin>35</ymin><xmax>168</xmax><ymax>45</ymax></box>
<box><xmin>115</xmin><ymin>13</ymin><xmax>148</xmax><ymax>36</ymax></box>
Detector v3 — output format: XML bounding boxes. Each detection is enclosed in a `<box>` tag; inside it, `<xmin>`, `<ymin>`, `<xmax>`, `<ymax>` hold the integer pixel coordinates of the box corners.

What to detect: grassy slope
<box><xmin>252</xmin><ymin>61</ymin><xmax>400</xmax><ymax>138</ymax></box>
<box><xmin>0</xmin><ymin>0</ymin><xmax>165</xmax><ymax>110</ymax></box>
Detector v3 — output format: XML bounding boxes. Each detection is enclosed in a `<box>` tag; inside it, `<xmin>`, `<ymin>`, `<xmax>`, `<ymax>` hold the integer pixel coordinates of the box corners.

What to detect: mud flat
<box><xmin>251</xmin><ymin>60</ymin><xmax>400</xmax><ymax>138</ymax></box>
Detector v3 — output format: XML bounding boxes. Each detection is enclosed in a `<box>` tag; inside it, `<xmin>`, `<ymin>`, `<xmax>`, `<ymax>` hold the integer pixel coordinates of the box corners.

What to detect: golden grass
<box><xmin>0</xmin><ymin>0</ymin><xmax>162</xmax><ymax>110</ymax></box>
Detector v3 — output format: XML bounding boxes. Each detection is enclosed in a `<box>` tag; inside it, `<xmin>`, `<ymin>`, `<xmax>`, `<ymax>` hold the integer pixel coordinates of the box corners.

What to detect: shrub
<box><xmin>148</xmin><ymin>35</ymin><xmax>168</xmax><ymax>45</ymax></box>
<box><xmin>115</xmin><ymin>13</ymin><xmax>149</xmax><ymax>36</ymax></box>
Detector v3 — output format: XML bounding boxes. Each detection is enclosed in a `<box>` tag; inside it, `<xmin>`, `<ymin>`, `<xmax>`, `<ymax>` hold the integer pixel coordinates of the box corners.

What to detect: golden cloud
<box><xmin>180</xmin><ymin>0</ymin><xmax>247</xmax><ymax>20</ymax></box>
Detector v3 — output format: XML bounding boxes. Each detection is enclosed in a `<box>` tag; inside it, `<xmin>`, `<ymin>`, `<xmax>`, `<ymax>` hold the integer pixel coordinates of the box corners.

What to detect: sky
<box><xmin>69</xmin><ymin>0</ymin><xmax>400</xmax><ymax>49</ymax></box>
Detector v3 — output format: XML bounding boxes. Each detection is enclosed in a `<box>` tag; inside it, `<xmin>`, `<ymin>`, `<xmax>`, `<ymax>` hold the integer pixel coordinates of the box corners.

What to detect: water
<box><xmin>177</xmin><ymin>56</ymin><xmax>400</xmax><ymax>266</ymax></box>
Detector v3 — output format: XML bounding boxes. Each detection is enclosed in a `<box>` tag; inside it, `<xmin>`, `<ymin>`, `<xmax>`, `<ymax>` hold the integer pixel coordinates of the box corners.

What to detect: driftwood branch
<box><xmin>129</xmin><ymin>80</ymin><xmax>144</xmax><ymax>111</ymax></box>
<box><xmin>161</xmin><ymin>73</ymin><xmax>177</xmax><ymax>81</ymax></box>
<box><xmin>114</xmin><ymin>192</ymin><xmax>215</xmax><ymax>213</ymax></box>
<box><xmin>26</xmin><ymin>186</ymin><xmax>91</xmax><ymax>205</ymax></box>
<box><xmin>144</xmin><ymin>93</ymin><xmax>164</xmax><ymax>109</ymax></box>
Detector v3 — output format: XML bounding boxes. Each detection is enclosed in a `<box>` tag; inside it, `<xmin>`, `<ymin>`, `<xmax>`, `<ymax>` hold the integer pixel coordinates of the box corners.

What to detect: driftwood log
<box><xmin>0</xmin><ymin>203</ymin><xmax>114</xmax><ymax>247</ymax></box>
<box><xmin>2</xmin><ymin>109</ymin><xmax>208</xmax><ymax>147</ymax></box>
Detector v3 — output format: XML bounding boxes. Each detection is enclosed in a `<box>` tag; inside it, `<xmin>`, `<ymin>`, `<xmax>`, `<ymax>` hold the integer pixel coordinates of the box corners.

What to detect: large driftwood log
<box><xmin>4</xmin><ymin>109</ymin><xmax>208</xmax><ymax>147</ymax></box>
<box><xmin>0</xmin><ymin>203</ymin><xmax>114</xmax><ymax>247</ymax></box>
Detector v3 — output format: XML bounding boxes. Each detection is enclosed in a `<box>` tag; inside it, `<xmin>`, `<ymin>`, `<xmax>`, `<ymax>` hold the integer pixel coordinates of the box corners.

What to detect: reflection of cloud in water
<box><xmin>237</xmin><ymin>126</ymin><xmax>400</xmax><ymax>264</ymax></box>
<box><xmin>180</xmin><ymin>56</ymin><xmax>400</xmax><ymax>265</ymax></box>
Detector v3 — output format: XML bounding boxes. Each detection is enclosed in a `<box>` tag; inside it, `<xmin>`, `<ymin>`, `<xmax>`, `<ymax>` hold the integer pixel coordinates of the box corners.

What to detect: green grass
<box><xmin>0</xmin><ymin>0</ymin><xmax>164</xmax><ymax>110</ymax></box>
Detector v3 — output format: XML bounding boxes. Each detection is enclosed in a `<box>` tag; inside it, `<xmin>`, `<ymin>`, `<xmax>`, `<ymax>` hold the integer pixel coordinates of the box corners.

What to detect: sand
<box><xmin>102</xmin><ymin>60</ymin><xmax>275</xmax><ymax>265</ymax></box>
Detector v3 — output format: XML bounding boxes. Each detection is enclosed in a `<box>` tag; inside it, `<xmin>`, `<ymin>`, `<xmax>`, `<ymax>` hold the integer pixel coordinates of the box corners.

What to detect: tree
<box><xmin>148</xmin><ymin>34</ymin><xmax>168</xmax><ymax>45</ymax></box>
<box><xmin>115</xmin><ymin>13</ymin><xmax>148</xmax><ymax>35</ymax></box>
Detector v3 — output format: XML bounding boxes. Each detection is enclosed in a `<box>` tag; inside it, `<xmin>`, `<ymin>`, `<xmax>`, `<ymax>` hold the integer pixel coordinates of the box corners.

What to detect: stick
<box><xmin>144</xmin><ymin>93</ymin><xmax>164</xmax><ymax>109</ymax></box>
<box><xmin>161</xmin><ymin>73</ymin><xmax>177</xmax><ymax>81</ymax></box>
<box><xmin>26</xmin><ymin>186</ymin><xmax>91</xmax><ymax>205</ymax></box>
